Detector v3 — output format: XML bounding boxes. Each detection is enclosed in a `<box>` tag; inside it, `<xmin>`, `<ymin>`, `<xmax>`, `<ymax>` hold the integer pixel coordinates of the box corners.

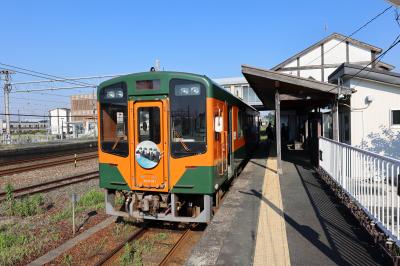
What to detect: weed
<box><xmin>114</xmin><ymin>223</ymin><xmax>123</xmax><ymax>237</ymax></box>
<box><xmin>78</xmin><ymin>190</ymin><xmax>104</xmax><ymax>209</ymax></box>
<box><xmin>116</xmin><ymin>195</ymin><xmax>125</xmax><ymax>206</ymax></box>
<box><xmin>155</xmin><ymin>232</ymin><xmax>168</xmax><ymax>241</ymax></box>
<box><xmin>4</xmin><ymin>183</ymin><xmax>15</xmax><ymax>216</ymax></box>
<box><xmin>0</xmin><ymin>230</ymin><xmax>30</xmax><ymax>265</ymax></box>
<box><xmin>50</xmin><ymin>189</ymin><xmax>103</xmax><ymax>224</ymax></box>
<box><xmin>119</xmin><ymin>243</ymin><xmax>135</xmax><ymax>266</ymax></box>
<box><xmin>87</xmin><ymin>238</ymin><xmax>107</xmax><ymax>258</ymax></box>
<box><xmin>50</xmin><ymin>208</ymin><xmax>72</xmax><ymax>224</ymax></box>
<box><xmin>13</xmin><ymin>194</ymin><xmax>44</xmax><ymax>217</ymax></box>
<box><xmin>119</xmin><ymin>241</ymin><xmax>146</xmax><ymax>266</ymax></box>
<box><xmin>62</xmin><ymin>254</ymin><xmax>73</xmax><ymax>266</ymax></box>
<box><xmin>4</xmin><ymin>186</ymin><xmax>44</xmax><ymax>217</ymax></box>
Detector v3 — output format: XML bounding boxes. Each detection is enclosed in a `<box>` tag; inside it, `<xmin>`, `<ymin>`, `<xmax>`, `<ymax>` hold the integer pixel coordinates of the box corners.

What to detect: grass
<box><xmin>4</xmin><ymin>183</ymin><xmax>44</xmax><ymax>217</ymax></box>
<box><xmin>50</xmin><ymin>189</ymin><xmax>104</xmax><ymax>224</ymax></box>
<box><xmin>116</xmin><ymin>194</ymin><xmax>125</xmax><ymax>206</ymax></box>
<box><xmin>119</xmin><ymin>232</ymin><xmax>169</xmax><ymax>266</ymax></box>
<box><xmin>0</xmin><ymin>229</ymin><xmax>30</xmax><ymax>265</ymax></box>
<box><xmin>0</xmin><ymin>187</ymin><xmax>104</xmax><ymax>265</ymax></box>
<box><xmin>77</xmin><ymin>189</ymin><xmax>104</xmax><ymax>209</ymax></box>
<box><xmin>155</xmin><ymin>232</ymin><xmax>168</xmax><ymax>241</ymax></box>
<box><xmin>119</xmin><ymin>242</ymin><xmax>143</xmax><ymax>266</ymax></box>
<box><xmin>62</xmin><ymin>254</ymin><xmax>73</xmax><ymax>266</ymax></box>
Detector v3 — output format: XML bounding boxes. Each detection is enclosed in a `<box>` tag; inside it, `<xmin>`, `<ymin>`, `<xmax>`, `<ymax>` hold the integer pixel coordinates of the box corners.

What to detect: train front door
<box><xmin>132</xmin><ymin>101</ymin><xmax>168</xmax><ymax>190</ymax></box>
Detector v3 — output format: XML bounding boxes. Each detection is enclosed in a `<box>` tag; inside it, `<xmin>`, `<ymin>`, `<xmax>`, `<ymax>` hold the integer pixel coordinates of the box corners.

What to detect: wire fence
<box><xmin>1</xmin><ymin>113</ymin><xmax>98</xmax><ymax>146</ymax></box>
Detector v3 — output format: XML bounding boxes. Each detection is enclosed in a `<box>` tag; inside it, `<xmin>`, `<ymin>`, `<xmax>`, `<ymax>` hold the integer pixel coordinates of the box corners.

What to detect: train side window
<box><xmin>238</xmin><ymin>110</ymin><xmax>243</xmax><ymax>139</ymax></box>
<box><xmin>138</xmin><ymin>107</ymin><xmax>161</xmax><ymax>144</ymax></box>
<box><xmin>100</xmin><ymin>103</ymin><xmax>128</xmax><ymax>156</ymax></box>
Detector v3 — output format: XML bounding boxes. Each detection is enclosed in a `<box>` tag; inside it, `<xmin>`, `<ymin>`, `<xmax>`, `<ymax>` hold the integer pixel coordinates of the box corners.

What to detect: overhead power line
<box><xmin>0</xmin><ymin>62</ymin><xmax>96</xmax><ymax>87</ymax></box>
<box><xmin>12</xmin><ymin>85</ymin><xmax>95</xmax><ymax>93</ymax></box>
<box><xmin>330</xmin><ymin>33</ymin><xmax>400</xmax><ymax>92</ymax></box>
<box><xmin>0</xmin><ymin>113</ymin><xmax>95</xmax><ymax>118</ymax></box>
<box><xmin>305</xmin><ymin>5</ymin><xmax>393</xmax><ymax>66</ymax></box>
<box><xmin>348</xmin><ymin>34</ymin><xmax>400</xmax><ymax>80</ymax></box>
<box><xmin>10</xmin><ymin>73</ymin><xmax>127</xmax><ymax>86</ymax></box>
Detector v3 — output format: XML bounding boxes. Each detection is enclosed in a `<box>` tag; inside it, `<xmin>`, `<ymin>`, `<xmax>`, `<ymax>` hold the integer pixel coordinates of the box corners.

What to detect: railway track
<box><xmin>0</xmin><ymin>152</ymin><xmax>98</xmax><ymax>176</ymax></box>
<box><xmin>0</xmin><ymin>171</ymin><xmax>99</xmax><ymax>201</ymax></box>
<box><xmin>159</xmin><ymin>227</ymin><xmax>194</xmax><ymax>266</ymax></box>
<box><xmin>0</xmin><ymin>151</ymin><xmax>97</xmax><ymax>167</ymax></box>
<box><xmin>95</xmin><ymin>226</ymin><xmax>197</xmax><ymax>266</ymax></box>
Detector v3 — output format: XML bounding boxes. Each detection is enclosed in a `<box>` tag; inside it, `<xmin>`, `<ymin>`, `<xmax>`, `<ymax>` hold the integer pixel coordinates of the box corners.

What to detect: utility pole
<box><xmin>155</xmin><ymin>59</ymin><xmax>160</xmax><ymax>71</ymax></box>
<box><xmin>1</xmin><ymin>70</ymin><xmax>14</xmax><ymax>144</ymax></box>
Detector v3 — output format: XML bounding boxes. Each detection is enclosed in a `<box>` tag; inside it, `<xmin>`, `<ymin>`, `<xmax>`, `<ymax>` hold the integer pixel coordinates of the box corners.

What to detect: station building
<box><xmin>215</xmin><ymin>32</ymin><xmax>400</xmax><ymax>160</ymax></box>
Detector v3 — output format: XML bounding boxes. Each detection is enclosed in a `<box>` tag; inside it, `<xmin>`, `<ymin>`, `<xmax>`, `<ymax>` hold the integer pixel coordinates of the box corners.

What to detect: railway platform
<box><xmin>186</xmin><ymin>142</ymin><xmax>388</xmax><ymax>266</ymax></box>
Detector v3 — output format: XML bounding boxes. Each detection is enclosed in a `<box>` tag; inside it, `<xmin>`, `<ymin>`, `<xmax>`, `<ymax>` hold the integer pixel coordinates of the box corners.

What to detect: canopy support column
<box><xmin>332</xmin><ymin>100</ymin><xmax>339</xmax><ymax>141</ymax></box>
<box><xmin>275</xmin><ymin>87</ymin><xmax>282</xmax><ymax>175</ymax></box>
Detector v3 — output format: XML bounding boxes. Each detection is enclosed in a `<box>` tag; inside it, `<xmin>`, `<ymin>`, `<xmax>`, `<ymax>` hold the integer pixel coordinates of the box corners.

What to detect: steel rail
<box><xmin>0</xmin><ymin>151</ymin><xmax>97</xmax><ymax>167</ymax></box>
<box><xmin>0</xmin><ymin>171</ymin><xmax>99</xmax><ymax>201</ymax></box>
<box><xmin>0</xmin><ymin>154</ymin><xmax>98</xmax><ymax>176</ymax></box>
<box><xmin>158</xmin><ymin>228</ymin><xmax>192</xmax><ymax>266</ymax></box>
<box><xmin>94</xmin><ymin>228</ymin><xmax>148</xmax><ymax>266</ymax></box>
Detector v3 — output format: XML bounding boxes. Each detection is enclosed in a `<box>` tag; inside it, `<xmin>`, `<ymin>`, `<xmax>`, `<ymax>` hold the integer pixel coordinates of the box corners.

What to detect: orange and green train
<box><xmin>98</xmin><ymin>71</ymin><xmax>259</xmax><ymax>223</ymax></box>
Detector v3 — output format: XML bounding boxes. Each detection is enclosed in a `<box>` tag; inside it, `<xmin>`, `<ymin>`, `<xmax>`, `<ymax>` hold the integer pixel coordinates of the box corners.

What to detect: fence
<box><xmin>319</xmin><ymin>137</ymin><xmax>400</xmax><ymax>244</ymax></box>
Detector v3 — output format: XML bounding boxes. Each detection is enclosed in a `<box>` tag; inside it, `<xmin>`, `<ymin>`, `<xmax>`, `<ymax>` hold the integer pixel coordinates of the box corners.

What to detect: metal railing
<box><xmin>319</xmin><ymin>137</ymin><xmax>400</xmax><ymax>243</ymax></box>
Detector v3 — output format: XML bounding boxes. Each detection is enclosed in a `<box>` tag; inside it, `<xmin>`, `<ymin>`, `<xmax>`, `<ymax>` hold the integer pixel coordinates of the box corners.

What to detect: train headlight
<box><xmin>190</xmin><ymin>86</ymin><xmax>200</xmax><ymax>95</ymax></box>
<box><xmin>175</xmin><ymin>84</ymin><xmax>201</xmax><ymax>96</ymax></box>
<box><xmin>116</xmin><ymin>89</ymin><xmax>124</xmax><ymax>98</ymax></box>
<box><xmin>106</xmin><ymin>89</ymin><xmax>116</xmax><ymax>99</ymax></box>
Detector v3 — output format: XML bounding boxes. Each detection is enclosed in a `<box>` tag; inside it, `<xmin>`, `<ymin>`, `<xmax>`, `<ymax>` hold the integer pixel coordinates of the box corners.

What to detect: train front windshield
<box><xmin>99</xmin><ymin>83</ymin><xmax>128</xmax><ymax>157</ymax></box>
<box><xmin>169</xmin><ymin>79</ymin><xmax>206</xmax><ymax>157</ymax></box>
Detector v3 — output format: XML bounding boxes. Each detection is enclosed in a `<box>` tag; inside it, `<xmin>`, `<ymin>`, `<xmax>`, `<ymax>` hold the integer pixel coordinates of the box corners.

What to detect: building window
<box><xmin>234</xmin><ymin>86</ymin><xmax>242</xmax><ymax>98</ymax></box>
<box><xmin>248</xmin><ymin>88</ymin><xmax>257</xmax><ymax>103</ymax></box>
<box><xmin>242</xmin><ymin>86</ymin><xmax>249</xmax><ymax>102</ymax></box>
<box><xmin>392</xmin><ymin>110</ymin><xmax>400</xmax><ymax>126</ymax></box>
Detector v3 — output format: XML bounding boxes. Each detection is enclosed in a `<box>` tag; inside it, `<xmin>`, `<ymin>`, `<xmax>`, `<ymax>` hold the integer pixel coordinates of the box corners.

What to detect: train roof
<box><xmin>98</xmin><ymin>71</ymin><xmax>258</xmax><ymax>113</ymax></box>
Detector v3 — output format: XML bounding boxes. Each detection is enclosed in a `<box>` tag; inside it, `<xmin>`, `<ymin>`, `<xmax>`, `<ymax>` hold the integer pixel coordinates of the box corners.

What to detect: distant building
<box><xmin>49</xmin><ymin>108</ymin><xmax>71</xmax><ymax>136</ymax></box>
<box><xmin>70</xmin><ymin>93</ymin><xmax>97</xmax><ymax>136</ymax></box>
<box><xmin>1</xmin><ymin>119</ymin><xmax>48</xmax><ymax>134</ymax></box>
<box><xmin>213</xmin><ymin>77</ymin><xmax>263</xmax><ymax>107</ymax></box>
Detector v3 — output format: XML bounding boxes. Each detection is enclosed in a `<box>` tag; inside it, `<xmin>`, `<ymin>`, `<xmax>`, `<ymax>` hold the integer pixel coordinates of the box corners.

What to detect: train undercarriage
<box><xmin>105</xmin><ymin>189</ymin><xmax>213</xmax><ymax>223</ymax></box>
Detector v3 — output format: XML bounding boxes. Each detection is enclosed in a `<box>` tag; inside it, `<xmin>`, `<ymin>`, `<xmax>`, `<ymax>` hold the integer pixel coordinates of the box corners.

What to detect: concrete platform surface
<box><xmin>186</xmin><ymin>144</ymin><xmax>388</xmax><ymax>266</ymax></box>
<box><xmin>186</xmin><ymin>143</ymin><xmax>269</xmax><ymax>265</ymax></box>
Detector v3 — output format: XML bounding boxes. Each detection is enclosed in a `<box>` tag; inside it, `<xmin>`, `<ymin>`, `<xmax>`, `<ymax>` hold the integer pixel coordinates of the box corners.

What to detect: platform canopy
<box><xmin>242</xmin><ymin>64</ymin><xmax>353</xmax><ymax>110</ymax></box>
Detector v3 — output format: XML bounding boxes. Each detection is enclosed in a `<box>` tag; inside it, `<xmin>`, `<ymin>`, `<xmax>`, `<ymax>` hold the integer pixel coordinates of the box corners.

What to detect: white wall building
<box><xmin>272</xmin><ymin>33</ymin><xmax>394</xmax><ymax>82</ymax></box>
<box><xmin>214</xmin><ymin>33</ymin><xmax>394</xmax><ymax>110</ymax></box>
<box><xmin>329</xmin><ymin>64</ymin><xmax>400</xmax><ymax>159</ymax></box>
<box><xmin>49</xmin><ymin>108</ymin><xmax>71</xmax><ymax>136</ymax></box>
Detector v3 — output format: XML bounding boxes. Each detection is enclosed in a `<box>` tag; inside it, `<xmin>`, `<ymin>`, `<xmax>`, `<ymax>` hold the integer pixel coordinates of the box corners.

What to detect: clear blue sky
<box><xmin>1</xmin><ymin>0</ymin><xmax>399</xmax><ymax>115</ymax></box>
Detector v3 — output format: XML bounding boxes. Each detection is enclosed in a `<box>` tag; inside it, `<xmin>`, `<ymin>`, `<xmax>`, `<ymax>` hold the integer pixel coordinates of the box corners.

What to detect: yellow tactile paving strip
<box><xmin>253</xmin><ymin>153</ymin><xmax>291</xmax><ymax>266</ymax></box>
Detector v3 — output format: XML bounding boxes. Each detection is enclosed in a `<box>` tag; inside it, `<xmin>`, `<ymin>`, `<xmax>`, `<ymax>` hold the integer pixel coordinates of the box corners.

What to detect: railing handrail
<box><xmin>319</xmin><ymin>136</ymin><xmax>400</xmax><ymax>165</ymax></box>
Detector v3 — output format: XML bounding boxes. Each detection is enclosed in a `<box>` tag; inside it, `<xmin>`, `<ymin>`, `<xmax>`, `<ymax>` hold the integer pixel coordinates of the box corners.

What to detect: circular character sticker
<box><xmin>135</xmin><ymin>140</ymin><xmax>161</xmax><ymax>169</ymax></box>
